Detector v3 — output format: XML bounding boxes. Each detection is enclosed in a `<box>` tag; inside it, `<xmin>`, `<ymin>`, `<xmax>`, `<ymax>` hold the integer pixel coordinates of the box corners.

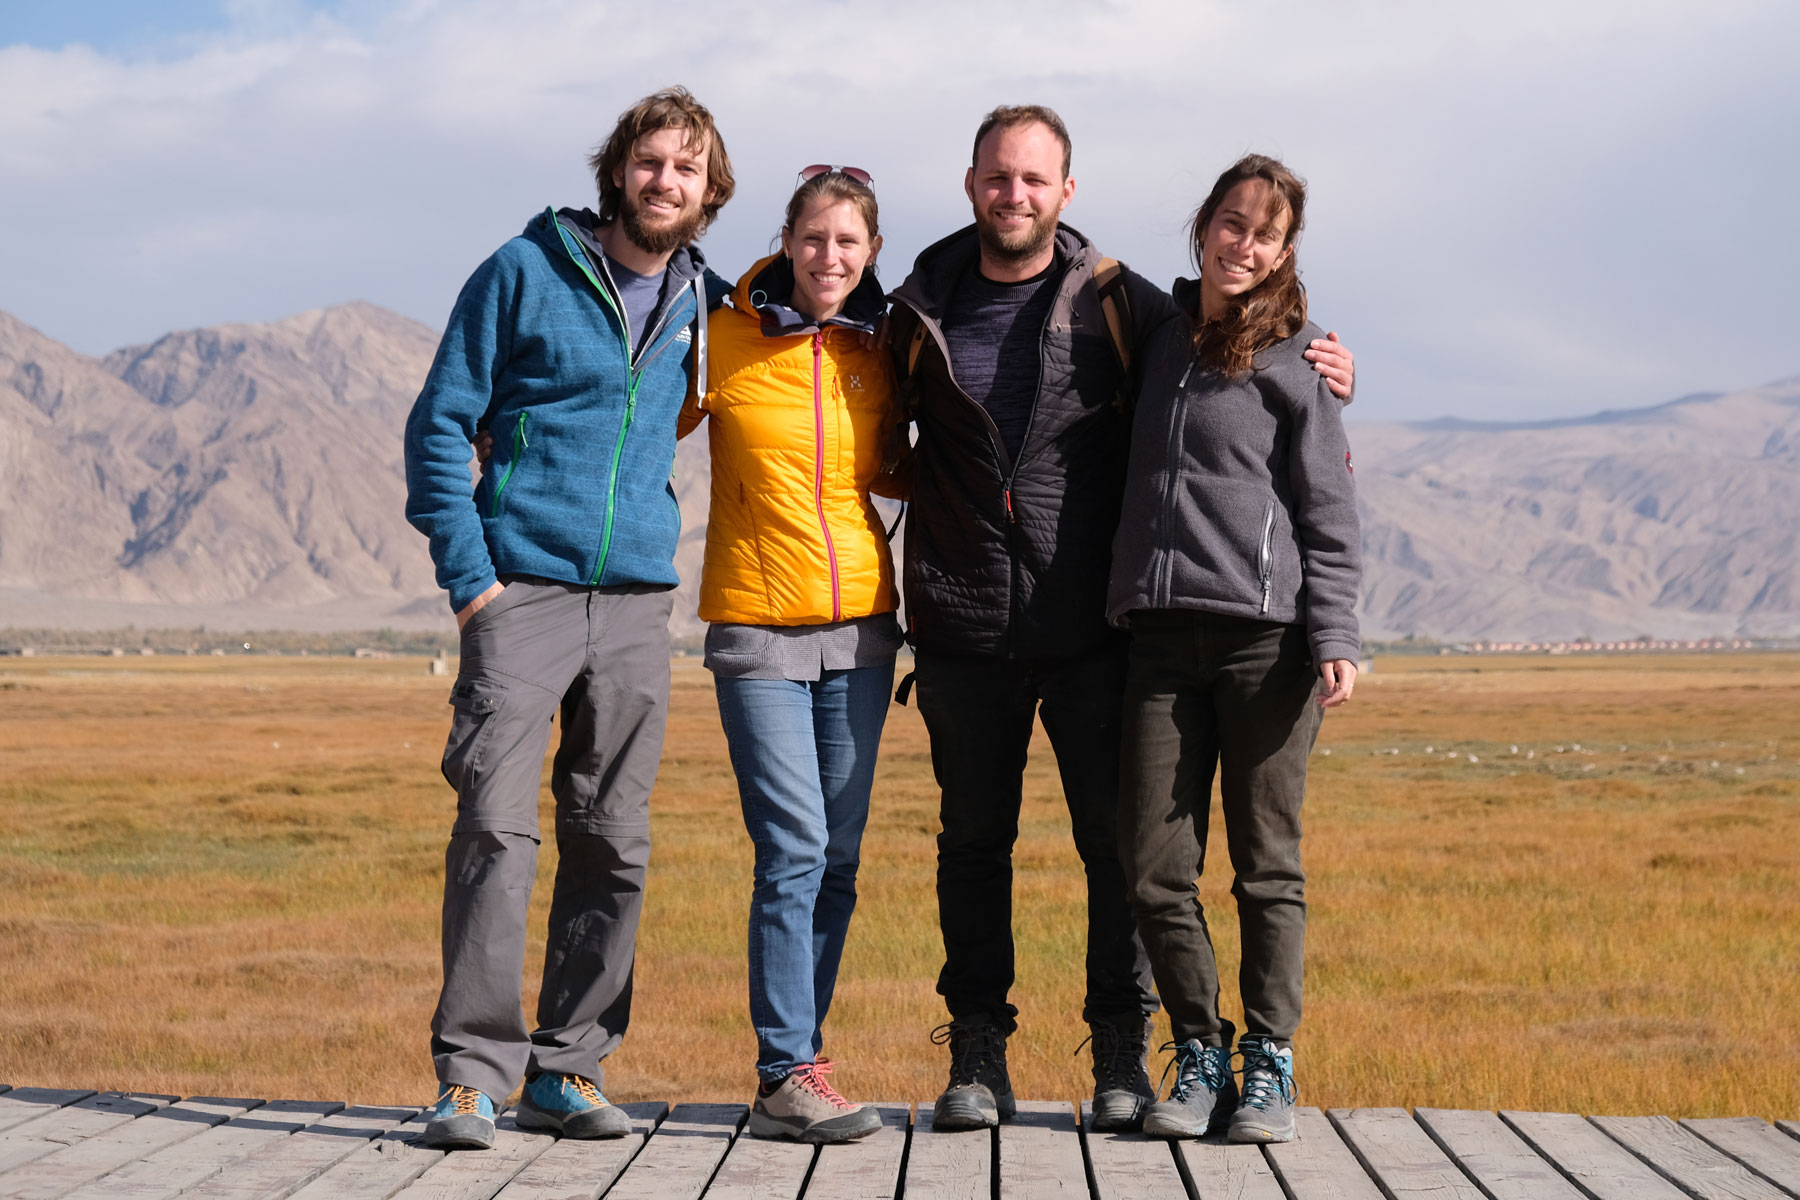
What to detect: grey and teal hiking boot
<box><xmin>1083</xmin><ymin>1012</ymin><xmax>1155</xmax><ymax>1132</ymax></box>
<box><xmin>930</xmin><ymin>1016</ymin><xmax>1016</xmax><ymax>1129</ymax></box>
<box><xmin>422</xmin><ymin>1083</ymin><xmax>495</xmax><ymax>1149</ymax></box>
<box><xmin>1142</xmin><ymin>1040</ymin><xmax>1237</xmax><ymax>1139</ymax></box>
<box><xmin>1227</xmin><ymin>1037</ymin><xmax>1297</xmax><ymax>1143</ymax></box>
<box><xmin>515</xmin><ymin>1072</ymin><xmax>631</xmax><ymax>1138</ymax></box>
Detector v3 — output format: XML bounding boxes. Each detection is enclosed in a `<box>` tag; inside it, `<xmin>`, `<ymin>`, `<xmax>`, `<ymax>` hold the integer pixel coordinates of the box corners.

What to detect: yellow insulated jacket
<box><xmin>680</xmin><ymin>255</ymin><xmax>902</xmax><ymax>626</ymax></box>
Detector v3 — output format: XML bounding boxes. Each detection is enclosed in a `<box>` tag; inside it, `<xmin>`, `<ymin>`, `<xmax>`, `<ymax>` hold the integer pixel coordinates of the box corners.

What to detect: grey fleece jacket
<box><xmin>1106</xmin><ymin>289</ymin><xmax>1362</xmax><ymax>665</ymax></box>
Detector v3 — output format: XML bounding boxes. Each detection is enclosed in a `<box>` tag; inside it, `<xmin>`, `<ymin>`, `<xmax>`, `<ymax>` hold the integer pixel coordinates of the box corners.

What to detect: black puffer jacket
<box><xmin>889</xmin><ymin>225</ymin><xmax>1173</xmax><ymax>660</ymax></box>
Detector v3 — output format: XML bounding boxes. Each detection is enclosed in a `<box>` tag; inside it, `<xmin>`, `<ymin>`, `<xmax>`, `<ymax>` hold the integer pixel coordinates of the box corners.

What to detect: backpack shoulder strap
<box><xmin>1091</xmin><ymin>256</ymin><xmax>1132</xmax><ymax>377</ymax></box>
<box><xmin>906</xmin><ymin>321</ymin><xmax>929</xmax><ymax>376</ymax></box>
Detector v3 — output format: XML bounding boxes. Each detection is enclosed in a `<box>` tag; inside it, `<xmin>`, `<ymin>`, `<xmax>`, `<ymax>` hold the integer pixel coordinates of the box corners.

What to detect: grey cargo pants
<box><xmin>431</xmin><ymin>577</ymin><xmax>673</xmax><ymax>1102</ymax></box>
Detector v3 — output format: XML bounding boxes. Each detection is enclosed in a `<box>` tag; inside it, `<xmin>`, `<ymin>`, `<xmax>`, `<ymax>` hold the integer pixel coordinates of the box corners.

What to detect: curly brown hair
<box><xmin>1190</xmin><ymin>154</ymin><xmax>1308</xmax><ymax>377</ymax></box>
<box><xmin>588</xmin><ymin>87</ymin><xmax>735</xmax><ymax>233</ymax></box>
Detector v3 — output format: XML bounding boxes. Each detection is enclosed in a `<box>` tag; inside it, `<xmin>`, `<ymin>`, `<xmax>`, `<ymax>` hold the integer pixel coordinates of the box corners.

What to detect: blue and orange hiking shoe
<box><xmin>1227</xmin><ymin>1037</ymin><xmax>1298</xmax><ymax>1143</ymax></box>
<box><xmin>422</xmin><ymin>1083</ymin><xmax>495</xmax><ymax>1150</ymax></box>
<box><xmin>515</xmin><ymin>1072</ymin><xmax>631</xmax><ymax>1139</ymax></box>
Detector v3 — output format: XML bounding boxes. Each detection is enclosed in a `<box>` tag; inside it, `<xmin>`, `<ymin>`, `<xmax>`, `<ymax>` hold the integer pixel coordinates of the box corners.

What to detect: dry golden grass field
<box><xmin>1</xmin><ymin>651</ymin><xmax>1796</xmax><ymax>1119</ymax></box>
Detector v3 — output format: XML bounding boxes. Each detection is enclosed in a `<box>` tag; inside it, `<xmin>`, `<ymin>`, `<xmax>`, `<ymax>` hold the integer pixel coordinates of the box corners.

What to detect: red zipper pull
<box><xmin>1004</xmin><ymin>487</ymin><xmax>1015</xmax><ymax>524</ymax></box>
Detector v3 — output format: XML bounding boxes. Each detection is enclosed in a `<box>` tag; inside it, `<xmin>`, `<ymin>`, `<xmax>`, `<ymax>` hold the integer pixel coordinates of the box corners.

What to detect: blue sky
<box><xmin>1</xmin><ymin>0</ymin><xmax>1796</xmax><ymax>422</ymax></box>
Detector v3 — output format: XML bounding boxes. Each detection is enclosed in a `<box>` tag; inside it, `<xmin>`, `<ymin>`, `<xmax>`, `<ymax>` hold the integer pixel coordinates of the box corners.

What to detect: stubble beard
<box><xmin>622</xmin><ymin>189</ymin><xmax>706</xmax><ymax>256</ymax></box>
<box><xmin>974</xmin><ymin>204</ymin><xmax>1058</xmax><ymax>266</ymax></box>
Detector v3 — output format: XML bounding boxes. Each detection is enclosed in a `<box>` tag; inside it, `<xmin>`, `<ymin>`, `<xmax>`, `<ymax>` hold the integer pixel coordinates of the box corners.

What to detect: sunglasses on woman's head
<box><xmin>797</xmin><ymin>164</ymin><xmax>874</xmax><ymax>188</ymax></box>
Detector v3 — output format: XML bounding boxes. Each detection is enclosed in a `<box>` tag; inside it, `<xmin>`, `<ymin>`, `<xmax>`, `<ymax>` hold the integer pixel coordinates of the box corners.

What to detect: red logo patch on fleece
<box><xmin>1345</xmin><ymin>450</ymin><xmax>1354</xmax><ymax>475</ymax></box>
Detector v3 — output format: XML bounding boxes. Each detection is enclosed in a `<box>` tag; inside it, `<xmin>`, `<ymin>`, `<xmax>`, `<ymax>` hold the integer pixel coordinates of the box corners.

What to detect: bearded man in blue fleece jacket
<box><xmin>402</xmin><ymin>87</ymin><xmax>733</xmax><ymax>1151</ymax></box>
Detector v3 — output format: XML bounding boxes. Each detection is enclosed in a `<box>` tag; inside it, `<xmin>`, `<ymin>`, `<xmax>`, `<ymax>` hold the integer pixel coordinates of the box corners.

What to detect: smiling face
<box><xmin>1196</xmin><ymin>178</ymin><xmax>1294</xmax><ymax>321</ymax></box>
<box><xmin>780</xmin><ymin>196</ymin><xmax>881</xmax><ymax>324</ymax></box>
<box><xmin>613</xmin><ymin>124</ymin><xmax>715</xmax><ymax>255</ymax></box>
<box><xmin>964</xmin><ymin>120</ymin><xmax>1075</xmax><ymax>276</ymax></box>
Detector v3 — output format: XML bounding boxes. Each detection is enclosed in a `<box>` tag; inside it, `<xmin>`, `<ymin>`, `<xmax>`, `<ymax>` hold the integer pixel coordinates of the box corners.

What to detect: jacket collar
<box><xmin>540</xmin><ymin>206</ymin><xmax>709</xmax><ymax>286</ymax></box>
<box><xmin>889</xmin><ymin>222</ymin><xmax>1097</xmax><ymax>317</ymax></box>
<box><xmin>729</xmin><ymin>253</ymin><xmax>886</xmax><ymax>337</ymax></box>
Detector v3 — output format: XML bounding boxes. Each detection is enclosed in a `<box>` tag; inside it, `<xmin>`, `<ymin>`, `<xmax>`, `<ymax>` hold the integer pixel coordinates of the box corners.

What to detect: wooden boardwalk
<box><xmin>2</xmin><ymin>1085</ymin><xmax>1797</xmax><ymax>1198</ymax></box>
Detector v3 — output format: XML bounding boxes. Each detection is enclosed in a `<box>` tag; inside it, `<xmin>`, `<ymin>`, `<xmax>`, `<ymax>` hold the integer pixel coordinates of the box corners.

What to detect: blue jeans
<box><xmin>714</xmin><ymin>664</ymin><xmax>895</xmax><ymax>1082</ymax></box>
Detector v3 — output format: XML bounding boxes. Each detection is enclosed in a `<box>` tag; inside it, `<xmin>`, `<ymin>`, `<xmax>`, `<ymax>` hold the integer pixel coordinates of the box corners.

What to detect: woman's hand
<box><xmin>472</xmin><ymin>430</ymin><xmax>494</xmax><ymax>464</ymax></box>
<box><xmin>1318</xmin><ymin>658</ymin><xmax>1357</xmax><ymax>707</ymax></box>
<box><xmin>1305</xmin><ymin>332</ymin><xmax>1355</xmax><ymax>401</ymax></box>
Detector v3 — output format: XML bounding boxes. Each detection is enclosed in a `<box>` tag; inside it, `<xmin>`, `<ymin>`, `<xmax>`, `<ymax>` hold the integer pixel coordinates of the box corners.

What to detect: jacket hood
<box><xmin>1170</xmin><ymin>276</ymin><xmax>1203</xmax><ymax>319</ymax></box>
<box><xmin>889</xmin><ymin>222</ymin><xmax>1098</xmax><ymax>316</ymax></box>
<box><xmin>536</xmin><ymin>206</ymin><xmax>710</xmax><ymax>285</ymax></box>
<box><xmin>728</xmin><ymin>253</ymin><xmax>886</xmax><ymax>336</ymax></box>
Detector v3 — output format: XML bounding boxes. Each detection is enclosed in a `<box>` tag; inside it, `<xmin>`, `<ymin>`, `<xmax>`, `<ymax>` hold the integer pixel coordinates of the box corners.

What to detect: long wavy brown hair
<box><xmin>1190</xmin><ymin>155</ymin><xmax>1307</xmax><ymax>376</ymax></box>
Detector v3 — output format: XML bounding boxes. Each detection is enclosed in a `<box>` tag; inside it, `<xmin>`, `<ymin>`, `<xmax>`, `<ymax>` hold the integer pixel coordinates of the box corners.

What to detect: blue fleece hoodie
<box><xmin>405</xmin><ymin>207</ymin><xmax>728</xmax><ymax>612</ymax></box>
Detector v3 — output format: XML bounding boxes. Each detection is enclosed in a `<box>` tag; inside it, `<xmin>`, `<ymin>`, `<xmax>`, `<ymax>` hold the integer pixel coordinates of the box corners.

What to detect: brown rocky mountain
<box><xmin>2</xmin><ymin>301</ymin><xmax>1794</xmax><ymax>641</ymax></box>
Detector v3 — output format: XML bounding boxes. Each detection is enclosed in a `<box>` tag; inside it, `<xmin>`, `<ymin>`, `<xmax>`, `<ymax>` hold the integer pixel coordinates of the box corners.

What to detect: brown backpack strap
<box><xmin>906</xmin><ymin>321</ymin><xmax>928</xmax><ymax>375</ymax></box>
<box><xmin>1092</xmin><ymin>256</ymin><xmax>1132</xmax><ymax>378</ymax></box>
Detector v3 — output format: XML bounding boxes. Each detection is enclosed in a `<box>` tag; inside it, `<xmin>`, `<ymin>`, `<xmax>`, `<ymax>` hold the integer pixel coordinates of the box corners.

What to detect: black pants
<box><xmin>914</xmin><ymin>646</ymin><xmax>1157</xmax><ymax>1033</ymax></box>
<box><xmin>1117</xmin><ymin>610</ymin><xmax>1321</xmax><ymax>1050</ymax></box>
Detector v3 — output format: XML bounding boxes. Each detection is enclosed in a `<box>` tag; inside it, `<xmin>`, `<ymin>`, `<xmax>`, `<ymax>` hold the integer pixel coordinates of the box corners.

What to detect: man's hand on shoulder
<box><xmin>456</xmin><ymin>580</ymin><xmax>505</xmax><ymax>630</ymax></box>
<box><xmin>1305</xmin><ymin>331</ymin><xmax>1355</xmax><ymax>402</ymax></box>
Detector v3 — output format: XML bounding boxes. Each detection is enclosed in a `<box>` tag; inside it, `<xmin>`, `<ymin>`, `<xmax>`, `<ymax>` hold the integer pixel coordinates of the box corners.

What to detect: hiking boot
<box><xmin>1082</xmin><ymin>1012</ymin><xmax>1154</xmax><ymax>1132</ymax></box>
<box><xmin>930</xmin><ymin>1017</ymin><xmax>1016</xmax><ymax>1129</ymax></box>
<box><xmin>422</xmin><ymin>1083</ymin><xmax>495</xmax><ymax>1150</ymax></box>
<box><xmin>1227</xmin><ymin>1037</ymin><xmax>1297</xmax><ymax>1143</ymax></box>
<box><xmin>1142</xmin><ymin>1040</ymin><xmax>1236</xmax><ymax>1139</ymax></box>
<box><xmin>747</xmin><ymin>1061</ymin><xmax>882</xmax><ymax>1143</ymax></box>
<box><xmin>515</xmin><ymin>1072</ymin><xmax>631</xmax><ymax>1139</ymax></box>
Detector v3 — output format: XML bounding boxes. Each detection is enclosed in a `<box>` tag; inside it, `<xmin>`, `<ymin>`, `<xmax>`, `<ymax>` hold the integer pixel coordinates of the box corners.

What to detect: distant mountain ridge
<box><xmin>2</xmin><ymin>301</ymin><xmax>1796</xmax><ymax>640</ymax></box>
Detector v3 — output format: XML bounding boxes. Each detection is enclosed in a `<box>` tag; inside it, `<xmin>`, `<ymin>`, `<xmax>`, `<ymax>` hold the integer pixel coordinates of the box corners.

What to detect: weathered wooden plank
<box><xmin>602</xmin><ymin>1102</ymin><xmax>743</xmax><ymax>1200</ymax></box>
<box><xmin>1413</xmin><ymin>1108</ymin><xmax>1587</xmax><ymax>1200</ymax></box>
<box><xmin>1081</xmin><ymin>1100</ymin><xmax>1186</xmax><ymax>1200</ymax></box>
<box><xmin>0</xmin><ymin>1093</ymin><xmax>175</xmax><ymax>1175</ymax></box>
<box><xmin>1327</xmin><ymin>1108</ymin><xmax>1485</xmax><ymax>1200</ymax></box>
<box><xmin>281</xmin><ymin>1109</ymin><xmax>444</xmax><ymax>1200</ymax></box>
<box><xmin>181</xmin><ymin>1104</ymin><xmax>416</xmax><ymax>1200</ymax></box>
<box><xmin>1779</xmin><ymin>1122</ymin><xmax>1800</xmax><ymax>1145</ymax></box>
<box><xmin>900</xmin><ymin>1103</ymin><xmax>988</xmax><ymax>1200</ymax></box>
<box><xmin>0</xmin><ymin>1096</ymin><xmax>256</xmax><ymax>1200</ymax></box>
<box><xmin>1684</xmin><ymin>1117</ymin><xmax>1800</xmax><ymax>1196</ymax></box>
<box><xmin>59</xmin><ymin>1100</ymin><xmax>346</xmax><ymax>1200</ymax></box>
<box><xmin>489</xmin><ymin>1102</ymin><xmax>666</xmax><ymax>1200</ymax></box>
<box><xmin>1173</xmin><ymin>1135</ymin><xmax>1286</xmax><ymax>1200</ymax></box>
<box><xmin>1263</xmin><ymin>1106</ymin><xmax>1384</xmax><ymax>1200</ymax></box>
<box><xmin>802</xmin><ymin>1103</ymin><xmax>907</xmax><ymax>1200</ymax></box>
<box><xmin>698</xmin><ymin>1123</ymin><xmax>813</xmax><ymax>1200</ymax></box>
<box><xmin>1593</xmin><ymin>1115</ymin><xmax>1791</xmax><ymax>1200</ymax></box>
<box><xmin>387</xmin><ymin>1114</ymin><xmax>557</xmax><ymax>1200</ymax></box>
<box><xmin>0</xmin><ymin>1092</ymin><xmax>96</xmax><ymax>1137</ymax></box>
<box><xmin>1501</xmin><ymin>1110</ymin><xmax>1690</xmax><ymax>1200</ymax></box>
<box><xmin>996</xmin><ymin>1100</ymin><xmax>1084</xmax><ymax>1199</ymax></box>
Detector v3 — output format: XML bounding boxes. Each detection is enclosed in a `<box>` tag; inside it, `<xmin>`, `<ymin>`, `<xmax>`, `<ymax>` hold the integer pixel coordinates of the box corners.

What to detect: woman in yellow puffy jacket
<box><xmin>677</xmin><ymin>167</ymin><xmax>903</xmax><ymax>1144</ymax></box>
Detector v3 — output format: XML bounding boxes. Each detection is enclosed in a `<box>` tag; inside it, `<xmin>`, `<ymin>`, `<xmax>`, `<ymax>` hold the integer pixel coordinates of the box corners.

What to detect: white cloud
<box><xmin>0</xmin><ymin>0</ymin><xmax>1794</xmax><ymax>420</ymax></box>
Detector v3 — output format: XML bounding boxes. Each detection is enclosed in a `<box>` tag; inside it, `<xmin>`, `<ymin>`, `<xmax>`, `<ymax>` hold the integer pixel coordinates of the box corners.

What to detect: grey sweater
<box><xmin>1106</xmin><ymin>300</ymin><xmax>1362</xmax><ymax>665</ymax></box>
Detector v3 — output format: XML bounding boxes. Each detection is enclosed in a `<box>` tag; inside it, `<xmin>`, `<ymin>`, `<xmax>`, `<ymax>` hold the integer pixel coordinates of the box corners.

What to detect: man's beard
<box><xmin>621</xmin><ymin>189</ymin><xmax>706</xmax><ymax>255</ymax></box>
<box><xmin>974</xmin><ymin>204</ymin><xmax>1058</xmax><ymax>265</ymax></box>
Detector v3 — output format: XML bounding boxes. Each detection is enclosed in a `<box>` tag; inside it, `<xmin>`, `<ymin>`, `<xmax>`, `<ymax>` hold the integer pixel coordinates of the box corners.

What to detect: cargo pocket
<box><xmin>440</xmin><ymin>680</ymin><xmax>502</xmax><ymax>792</ymax></box>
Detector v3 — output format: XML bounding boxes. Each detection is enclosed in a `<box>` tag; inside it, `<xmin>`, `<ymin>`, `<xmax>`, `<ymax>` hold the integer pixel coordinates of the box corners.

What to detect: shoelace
<box><xmin>931</xmin><ymin>1020</ymin><xmax>1007</xmax><ymax>1087</ymax></box>
<box><xmin>439</xmin><ymin>1084</ymin><xmax>483</xmax><ymax>1116</ymax></box>
<box><xmin>790</xmin><ymin>1061</ymin><xmax>853</xmax><ymax>1110</ymax></box>
<box><xmin>1235</xmin><ymin>1044</ymin><xmax>1296</xmax><ymax>1110</ymax></box>
<box><xmin>1158</xmin><ymin>1040</ymin><xmax>1229</xmax><ymax>1103</ymax></box>
<box><xmin>566</xmin><ymin>1074</ymin><xmax>604</xmax><ymax>1106</ymax></box>
<box><xmin>1073</xmin><ymin>1022</ymin><xmax>1143</xmax><ymax>1090</ymax></box>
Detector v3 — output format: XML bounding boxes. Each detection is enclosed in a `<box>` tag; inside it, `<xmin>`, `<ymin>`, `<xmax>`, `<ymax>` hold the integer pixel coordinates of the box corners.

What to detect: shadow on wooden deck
<box><xmin>1</xmin><ymin>1083</ymin><xmax>1797</xmax><ymax>1198</ymax></box>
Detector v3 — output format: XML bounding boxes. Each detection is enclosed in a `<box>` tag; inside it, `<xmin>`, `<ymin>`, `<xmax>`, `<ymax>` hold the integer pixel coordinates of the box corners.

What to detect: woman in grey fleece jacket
<box><xmin>1107</xmin><ymin>155</ymin><xmax>1361</xmax><ymax>1146</ymax></box>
